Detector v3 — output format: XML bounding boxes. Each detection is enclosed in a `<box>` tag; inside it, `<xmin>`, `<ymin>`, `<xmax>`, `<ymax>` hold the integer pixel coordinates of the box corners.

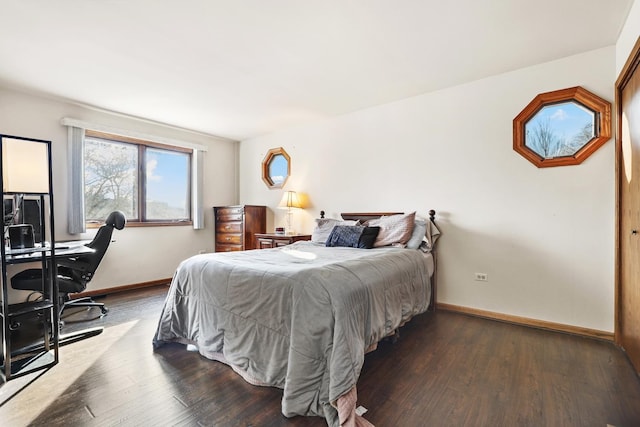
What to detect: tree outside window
<box><xmin>84</xmin><ymin>133</ymin><xmax>191</xmax><ymax>223</ymax></box>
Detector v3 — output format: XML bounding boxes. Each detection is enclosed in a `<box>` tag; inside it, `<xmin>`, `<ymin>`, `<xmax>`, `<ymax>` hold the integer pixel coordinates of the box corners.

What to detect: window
<box><xmin>513</xmin><ymin>86</ymin><xmax>611</xmax><ymax>167</ymax></box>
<box><xmin>84</xmin><ymin>131</ymin><xmax>191</xmax><ymax>224</ymax></box>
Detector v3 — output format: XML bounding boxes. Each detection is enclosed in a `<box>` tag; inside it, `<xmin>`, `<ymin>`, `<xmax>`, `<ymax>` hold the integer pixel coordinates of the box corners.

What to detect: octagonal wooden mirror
<box><xmin>513</xmin><ymin>86</ymin><xmax>611</xmax><ymax>167</ymax></box>
<box><xmin>261</xmin><ymin>147</ymin><xmax>290</xmax><ymax>189</ymax></box>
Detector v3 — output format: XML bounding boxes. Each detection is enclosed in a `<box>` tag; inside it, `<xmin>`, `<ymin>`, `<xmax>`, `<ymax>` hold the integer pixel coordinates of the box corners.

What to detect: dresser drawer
<box><xmin>216</xmin><ymin>206</ymin><xmax>244</xmax><ymax>215</ymax></box>
<box><xmin>216</xmin><ymin>233</ymin><xmax>242</xmax><ymax>245</ymax></box>
<box><xmin>216</xmin><ymin>222</ymin><xmax>243</xmax><ymax>234</ymax></box>
<box><xmin>216</xmin><ymin>206</ymin><xmax>243</xmax><ymax>217</ymax></box>
<box><xmin>216</xmin><ymin>243</ymin><xmax>243</xmax><ymax>252</ymax></box>
<box><xmin>216</xmin><ymin>213</ymin><xmax>243</xmax><ymax>222</ymax></box>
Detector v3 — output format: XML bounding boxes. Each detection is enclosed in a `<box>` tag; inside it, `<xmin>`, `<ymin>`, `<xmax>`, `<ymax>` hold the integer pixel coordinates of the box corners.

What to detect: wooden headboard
<box><xmin>340</xmin><ymin>212</ymin><xmax>403</xmax><ymax>222</ymax></box>
<box><xmin>319</xmin><ymin>210</ymin><xmax>436</xmax><ymax>223</ymax></box>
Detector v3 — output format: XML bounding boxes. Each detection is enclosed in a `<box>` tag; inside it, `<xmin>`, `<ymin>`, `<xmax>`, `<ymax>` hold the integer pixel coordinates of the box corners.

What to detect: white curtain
<box><xmin>192</xmin><ymin>149</ymin><xmax>204</xmax><ymax>229</ymax></box>
<box><xmin>67</xmin><ymin>126</ymin><xmax>86</xmax><ymax>234</ymax></box>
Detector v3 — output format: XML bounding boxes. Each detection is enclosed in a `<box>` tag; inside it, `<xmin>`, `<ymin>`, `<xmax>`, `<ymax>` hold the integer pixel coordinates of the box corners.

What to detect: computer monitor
<box><xmin>21</xmin><ymin>198</ymin><xmax>42</xmax><ymax>244</ymax></box>
<box><xmin>3</xmin><ymin>196</ymin><xmax>43</xmax><ymax>243</ymax></box>
<box><xmin>3</xmin><ymin>197</ymin><xmax>14</xmax><ymax>226</ymax></box>
<box><xmin>8</xmin><ymin>224</ymin><xmax>35</xmax><ymax>249</ymax></box>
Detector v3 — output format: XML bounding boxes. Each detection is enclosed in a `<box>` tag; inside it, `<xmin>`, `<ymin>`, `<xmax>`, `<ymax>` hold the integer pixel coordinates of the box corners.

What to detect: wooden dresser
<box><xmin>214</xmin><ymin>205</ymin><xmax>266</xmax><ymax>252</ymax></box>
<box><xmin>255</xmin><ymin>233</ymin><xmax>312</xmax><ymax>249</ymax></box>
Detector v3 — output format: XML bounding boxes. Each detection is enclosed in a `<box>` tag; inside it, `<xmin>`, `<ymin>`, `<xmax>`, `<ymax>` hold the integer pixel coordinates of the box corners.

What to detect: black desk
<box><xmin>5</xmin><ymin>243</ymin><xmax>95</xmax><ymax>264</ymax></box>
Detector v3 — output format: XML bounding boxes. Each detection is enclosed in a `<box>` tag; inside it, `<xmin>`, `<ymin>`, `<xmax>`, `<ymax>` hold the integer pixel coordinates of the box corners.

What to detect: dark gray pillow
<box><xmin>311</xmin><ymin>218</ymin><xmax>357</xmax><ymax>244</ymax></box>
<box><xmin>325</xmin><ymin>225</ymin><xmax>381</xmax><ymax>249</ymax></box>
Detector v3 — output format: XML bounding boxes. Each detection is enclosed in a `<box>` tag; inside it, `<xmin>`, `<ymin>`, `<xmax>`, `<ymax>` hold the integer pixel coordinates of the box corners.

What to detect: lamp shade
<box><xmin>278</xmin><ymin>190</ymin><xmax>302</xmax><ymax>209</ymax></box>
<box><xmin>2</xmin><ymin>137</ymin><xmax>50</xmax><ymax>193</ymax></box>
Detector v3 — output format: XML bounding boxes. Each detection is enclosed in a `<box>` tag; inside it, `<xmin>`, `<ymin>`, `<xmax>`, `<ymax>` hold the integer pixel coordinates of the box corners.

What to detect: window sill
<box><xmin>86</xmin><ymin>220</ymin><xmax>193</xmax><ymax>229</ymax></box>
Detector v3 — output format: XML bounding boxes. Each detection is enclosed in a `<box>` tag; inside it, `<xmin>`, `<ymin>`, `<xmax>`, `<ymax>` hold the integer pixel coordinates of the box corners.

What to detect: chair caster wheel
<box><xmin>100</xmin><ymin>307</ymin><xmax>109</xmax><ymax>315</ymax></box>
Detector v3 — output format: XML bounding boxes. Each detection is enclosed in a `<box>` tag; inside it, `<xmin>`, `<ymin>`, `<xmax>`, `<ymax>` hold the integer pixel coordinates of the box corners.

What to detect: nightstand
<box><xmin>255</xmin><ymin>233</ymin><xmax>312</xmax><ymax>249</ymax></box>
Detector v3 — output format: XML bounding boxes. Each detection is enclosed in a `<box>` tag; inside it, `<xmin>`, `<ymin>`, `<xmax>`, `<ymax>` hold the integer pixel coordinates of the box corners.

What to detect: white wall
<box><xmin>240</xmin><ymin>46</ymin><xmax>616</xmax><ymax>332</ymax></box>
<box><xmin>617</xmin><ymin>0</ymin><xmax>640</xmax><ymax>74</ymax></box>
<box><xmin>0</xmin><ymin>87</ymin><xmax>238</xmax><ymax>298</ymax></box>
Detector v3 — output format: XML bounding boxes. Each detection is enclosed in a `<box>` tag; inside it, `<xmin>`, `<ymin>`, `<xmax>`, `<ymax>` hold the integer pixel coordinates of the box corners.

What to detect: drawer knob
<box><xmin>226</xmin><ymin>237</ymin><xmax>231</xmax><ymax>241</ymax></box>
<box><xmin>225</xmin><ymin>225</ymin><xmax>231</xmax><ymax>230</ymax></box>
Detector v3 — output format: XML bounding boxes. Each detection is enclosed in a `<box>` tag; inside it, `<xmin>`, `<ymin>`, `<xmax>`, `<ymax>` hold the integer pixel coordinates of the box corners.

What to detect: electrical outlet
<box><xmin>474</xmin><ymin>272</ymin><xmax>488</xmax><ymax>281</ymax></box>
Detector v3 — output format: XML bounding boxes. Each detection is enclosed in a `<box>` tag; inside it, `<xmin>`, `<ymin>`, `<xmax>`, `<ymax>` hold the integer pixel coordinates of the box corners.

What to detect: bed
<box><xmin>153</xmin><ymin>211</ymin><xmax>440</xmax><ymax>426</ymax></box>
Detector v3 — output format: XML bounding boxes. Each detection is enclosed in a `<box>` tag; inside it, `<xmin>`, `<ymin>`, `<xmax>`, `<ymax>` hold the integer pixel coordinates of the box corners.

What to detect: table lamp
<box><xmin>278</xmin><ymin>190</ymin><xmax>302</xmax><ymax>235</ymax></box>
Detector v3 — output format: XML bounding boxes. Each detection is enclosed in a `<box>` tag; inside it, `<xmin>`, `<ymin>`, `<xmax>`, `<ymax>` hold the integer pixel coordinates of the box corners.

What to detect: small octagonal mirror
<box><xmin>261</xmin><ymin>147</ymin><xmax>290</xmax><ymax>189</ymax></box>
<box><xmin>514</xmin><ymin>86</ymin><xmax>611</xmax><ymax>167</ymax></box>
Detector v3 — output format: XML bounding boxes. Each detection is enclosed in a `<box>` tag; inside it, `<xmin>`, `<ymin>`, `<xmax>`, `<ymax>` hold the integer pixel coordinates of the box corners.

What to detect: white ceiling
<box><xmin>0</xmin><ymin>1</ymin><xmax>634</xmax><ymax>141</ymax></box>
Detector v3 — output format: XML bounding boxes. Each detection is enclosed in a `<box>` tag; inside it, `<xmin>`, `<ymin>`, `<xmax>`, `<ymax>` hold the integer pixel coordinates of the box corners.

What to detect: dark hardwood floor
<box><xmin>1</xmin><ymin>285</ymin><xmax>639</xmax><ymax>426</ymax></box>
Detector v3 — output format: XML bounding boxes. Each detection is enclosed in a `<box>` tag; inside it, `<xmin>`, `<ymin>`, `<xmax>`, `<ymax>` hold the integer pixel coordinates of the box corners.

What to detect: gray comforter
<box><xmin>153</xmin><ymin>241</ymin><xmax>432</xmax><ymax>426</ymax></box>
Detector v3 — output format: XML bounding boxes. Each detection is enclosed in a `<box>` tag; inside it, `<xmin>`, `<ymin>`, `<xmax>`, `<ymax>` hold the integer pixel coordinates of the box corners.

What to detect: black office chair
<box><xmin>11</xmin><ymin>211</ymin><xmax>126</xmax><ymax>325</ymax></box>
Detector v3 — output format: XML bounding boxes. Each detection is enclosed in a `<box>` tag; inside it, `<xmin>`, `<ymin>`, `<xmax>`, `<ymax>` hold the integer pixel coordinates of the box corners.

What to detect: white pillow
<box><xmin>368</xmin><ymin>212</ymin><xmax>416</xmax><ymax>247</ymax></box>
<box><xmin>311</xmin><ymin>218</ymin><xmax>357</xmax><ymax>244</ymax></box>
<box><xmin>406</xmin><ymin>219</ymin><xmax>428</xmax><ymax>250</ymax></box>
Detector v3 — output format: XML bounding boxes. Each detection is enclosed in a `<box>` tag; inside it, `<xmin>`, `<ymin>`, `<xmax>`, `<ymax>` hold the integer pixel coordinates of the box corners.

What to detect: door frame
<box><xmin>615</xmin><ymin>36</ymin><xmax>640</xmax><ymax>346</ymax></box>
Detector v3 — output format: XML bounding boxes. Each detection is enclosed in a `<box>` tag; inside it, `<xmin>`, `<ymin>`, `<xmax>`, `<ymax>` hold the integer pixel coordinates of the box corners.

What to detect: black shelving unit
<box><xmin>0</xmin><ymin>135</ymin><xmax>58</xmax><ymax>381</ymax></box>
